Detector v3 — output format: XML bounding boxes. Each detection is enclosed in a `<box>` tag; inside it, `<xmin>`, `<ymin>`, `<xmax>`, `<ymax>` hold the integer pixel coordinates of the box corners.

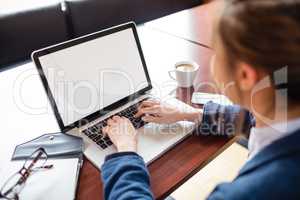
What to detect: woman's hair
<box><xmin>218</xmin><ymin>0</ymin><xmax>300</xmax><ymax>103</ymax></box>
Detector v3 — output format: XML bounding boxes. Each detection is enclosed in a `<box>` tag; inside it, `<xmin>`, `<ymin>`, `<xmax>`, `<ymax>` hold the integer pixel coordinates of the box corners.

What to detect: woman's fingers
<box><xmin>107</xmin><ymin>118</ymin><xmax>114</xmax><ymax>125</ymax></box>
<box><xmin>105</xmin><ymin>116</ymin><xmax>118</xmax><ymax>136</ymax></box>
<box><xmin>134</xmin><ymin>111</ymin><xmax>143</xmax><ymax>118</ymax></box>
<box><xmin>142</xmin><ymin>115</ymin><xmax>161</xmax><ymax>123</ymax></box>
<box><xmin>135</xmin><ymin>105</ymin><xmax>160</xmax><ymax>118</ymax></box>
<box><xmin>112</xmin><ymin>115</ymin><xmax>121</xmax><ymax>121</ymax></box>
<box><xmin>102</xmin><ymin>126</ymin><xmax>109</xmax><ymax>136</ymax></box>
<box><xmin>135</xmin><ymin>100</ymin><xmax>160</xmax><ymax>118</ymax></box>
<box><xmin>105</xmin><ymin>116</ymin><xmax>129</xmax><ymax>128</ymax></box>
<box><xmin>139</xmin><ymin>100</ymin><xmax>160</xmax><ymax>108</ymax></box>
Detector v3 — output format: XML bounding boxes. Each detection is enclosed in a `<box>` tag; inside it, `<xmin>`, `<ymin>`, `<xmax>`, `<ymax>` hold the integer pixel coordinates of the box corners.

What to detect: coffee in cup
<box><xmin>169</xmin><ymin>61</ymin><xmax>199</xmax><ymax>88</ymax></box>
<box><xmin>176</xmin><ymin>63</ymin><xmax>197</xmax><ymax>72</ymax></box>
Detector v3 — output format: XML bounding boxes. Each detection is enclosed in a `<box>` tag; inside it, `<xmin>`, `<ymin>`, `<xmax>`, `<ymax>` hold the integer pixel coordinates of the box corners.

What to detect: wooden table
<box><xmin>77</xmin><ymin>2</ymin><xmax>234</xmax><ymax>199</ymax></box>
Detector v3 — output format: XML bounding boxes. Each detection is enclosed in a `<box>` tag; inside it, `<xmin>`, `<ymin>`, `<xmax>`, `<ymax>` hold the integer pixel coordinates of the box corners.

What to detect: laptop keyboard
<box><xmin>82</xmin><ymin>100</ymin><xmax>149</xmax><ymax>150</ymax></box>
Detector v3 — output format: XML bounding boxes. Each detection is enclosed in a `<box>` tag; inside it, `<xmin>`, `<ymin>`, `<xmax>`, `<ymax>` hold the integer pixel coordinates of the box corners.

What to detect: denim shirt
<box><xmin>101</xmin><ymin>102</ymin><xmax>300</xmax><ymax>200</ymax></box>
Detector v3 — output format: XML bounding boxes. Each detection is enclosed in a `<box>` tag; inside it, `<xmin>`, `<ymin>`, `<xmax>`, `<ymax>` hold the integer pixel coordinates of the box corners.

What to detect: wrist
<box><xmin>179</xmin><ymin>110</ymin><xmax>203</xmax><ymax>123</ymax></box>
<box><xmin>117</xmin><ymin>142</ymin><xmax>137</xmax><ymax>153</ymax></box>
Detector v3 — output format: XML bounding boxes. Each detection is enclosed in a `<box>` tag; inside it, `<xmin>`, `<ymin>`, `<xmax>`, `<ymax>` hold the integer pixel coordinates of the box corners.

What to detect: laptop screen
<box><xmin>35</xmin><ymin>25</ymin><xmax>151</xmax><ymax>128</ymax></box>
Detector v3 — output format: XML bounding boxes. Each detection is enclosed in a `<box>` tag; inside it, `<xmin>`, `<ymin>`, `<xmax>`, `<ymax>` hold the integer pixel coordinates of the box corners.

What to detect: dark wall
<box><xmin>0</xmin><ymin>1</ymin><xmax>69</xmax><ymax>68</ymax></box>
<box><xmin>0</xmin><ymin>0</ymin><xmax>202</xmax><ymax>68</ymax></box>
<box><xmin>66</xmin><ymin>0</ymin><xmax>201</xmax><ymax>37</ymax></box>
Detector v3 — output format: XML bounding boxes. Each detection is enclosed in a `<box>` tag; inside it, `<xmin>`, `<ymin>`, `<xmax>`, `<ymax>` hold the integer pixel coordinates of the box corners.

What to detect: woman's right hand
<box><xmin>134</xmin><ymin>100</ymin><xmax>202</xmax><ymax>124</ymax></box>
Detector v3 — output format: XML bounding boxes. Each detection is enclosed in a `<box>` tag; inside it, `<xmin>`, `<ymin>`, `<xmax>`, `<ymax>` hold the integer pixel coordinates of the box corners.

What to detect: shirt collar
<box><xmin>248</xmin><ymin>117</ymin><xmax>300</xmax><ymax>160</ymax></box>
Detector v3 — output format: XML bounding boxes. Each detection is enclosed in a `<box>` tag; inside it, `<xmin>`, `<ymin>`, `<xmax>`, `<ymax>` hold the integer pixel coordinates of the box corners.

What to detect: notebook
<box><xmin>0</xmin><ymin>132</ymin><xmax>83</xmax><ymax>200</ymax></box>
<box><xmin>191</xmin><ymin>92</ymin><xmax>233</xmax><ymax>106</ymax></box>
<box><xmin>0</xmin><ymin>158</ymin><xmax>80</xmax><ymax>200</ymax></box>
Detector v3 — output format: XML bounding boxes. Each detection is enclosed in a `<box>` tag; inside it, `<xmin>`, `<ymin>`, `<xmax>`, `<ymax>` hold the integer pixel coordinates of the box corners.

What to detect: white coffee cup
<box><xmin>168</xmin><ymin>61</ymin><xmax>199</xmax><ymax>88</ymax></box>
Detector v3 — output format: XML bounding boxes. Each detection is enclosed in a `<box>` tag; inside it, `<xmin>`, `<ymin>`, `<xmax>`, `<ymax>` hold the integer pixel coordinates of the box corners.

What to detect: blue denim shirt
<box><xmin>101</xmin><ymin>102</ymin><xmax>300</xmax><ymax>200</ymax></box>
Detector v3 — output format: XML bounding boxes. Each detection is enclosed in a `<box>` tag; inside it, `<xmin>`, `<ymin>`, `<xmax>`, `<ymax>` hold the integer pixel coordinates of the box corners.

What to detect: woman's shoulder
<box><xmin>207</xmin><ymin>132</ymin><xmax>300</xmax><ymax>200</ymax></box>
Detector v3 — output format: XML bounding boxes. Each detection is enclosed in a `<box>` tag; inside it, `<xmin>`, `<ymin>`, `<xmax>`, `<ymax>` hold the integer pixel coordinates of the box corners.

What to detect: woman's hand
<box><xmin>103</xmin><ymin>116</ymin><xmax>137</xmax><ymax>153</ymax></box>
<box><xmin>134</xmin><ymin>100</ymin><xmax>202</xmax><ymax>124</ymax></box>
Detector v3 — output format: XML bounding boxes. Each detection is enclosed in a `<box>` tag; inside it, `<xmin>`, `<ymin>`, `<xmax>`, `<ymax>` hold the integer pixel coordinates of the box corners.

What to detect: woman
<box><xmin>101</xmin><ymin>0</ymin><xmax>300</xmax><ymax>199</ymax></box>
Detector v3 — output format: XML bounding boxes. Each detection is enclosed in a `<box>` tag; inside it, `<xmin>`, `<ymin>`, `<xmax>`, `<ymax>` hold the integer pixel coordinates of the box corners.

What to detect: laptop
<box><xmin>32</xmin><ymin>22</ymin><xmax>196</xmax><ymax>169</ymax></box>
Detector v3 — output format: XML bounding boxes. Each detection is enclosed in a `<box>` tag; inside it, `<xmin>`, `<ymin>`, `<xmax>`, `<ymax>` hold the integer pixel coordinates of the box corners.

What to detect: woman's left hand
<box><xmin>102</xmin><ymin>116</ymin><xmax>138</xmax><ymax>153</ymax></box>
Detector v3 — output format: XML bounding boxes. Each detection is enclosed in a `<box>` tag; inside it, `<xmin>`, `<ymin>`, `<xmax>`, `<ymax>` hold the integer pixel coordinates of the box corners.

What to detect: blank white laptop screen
<box><xmin>38</xmin><ymin>28</ymin><xmax>148</xmax><ymax>126</ymax></box>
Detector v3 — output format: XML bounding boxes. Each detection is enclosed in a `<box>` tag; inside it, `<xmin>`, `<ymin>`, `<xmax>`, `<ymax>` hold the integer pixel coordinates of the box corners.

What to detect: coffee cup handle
<box><xmin>168</xmin><ymin>70</ymin><xmax>176</xmax><ymax>81</ymax></box>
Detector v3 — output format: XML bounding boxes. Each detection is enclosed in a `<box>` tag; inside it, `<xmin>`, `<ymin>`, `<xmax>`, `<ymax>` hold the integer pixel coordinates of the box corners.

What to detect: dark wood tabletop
<box><xmin>77</xmin><ymin>2</ymin><xmax>235</xmax><ymax>200</ymax></box>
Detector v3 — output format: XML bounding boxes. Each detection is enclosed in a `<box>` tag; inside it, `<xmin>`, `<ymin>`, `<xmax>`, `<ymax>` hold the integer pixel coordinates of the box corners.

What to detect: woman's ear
<box><xmin>236</xmin><ymin>62</ymin><xmax>258</xmax><ymax>91</ymax></box>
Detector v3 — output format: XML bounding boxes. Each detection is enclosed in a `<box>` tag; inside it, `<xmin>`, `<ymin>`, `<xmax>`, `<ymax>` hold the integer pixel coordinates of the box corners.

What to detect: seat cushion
<box><xmin>66</xmin><ymin>0</ymin><xmax>201</xmax><ymax>37</ymax></box>
<box><xmin>0</xmin><ymin>1</ymin><xmax>69</xmax><ymax>67</ymax></box>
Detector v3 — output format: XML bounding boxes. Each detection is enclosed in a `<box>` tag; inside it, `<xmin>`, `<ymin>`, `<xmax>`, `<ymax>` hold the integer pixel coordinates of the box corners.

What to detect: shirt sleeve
<box><xmin>101</xmin><ymin>152</ymin><xmax>154</xmax><ymax>200</ymax></box>
<box><xmin>197</xmin><ymin>101</ymin><xmax>255</xmax><ymax>137</ymax></box>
